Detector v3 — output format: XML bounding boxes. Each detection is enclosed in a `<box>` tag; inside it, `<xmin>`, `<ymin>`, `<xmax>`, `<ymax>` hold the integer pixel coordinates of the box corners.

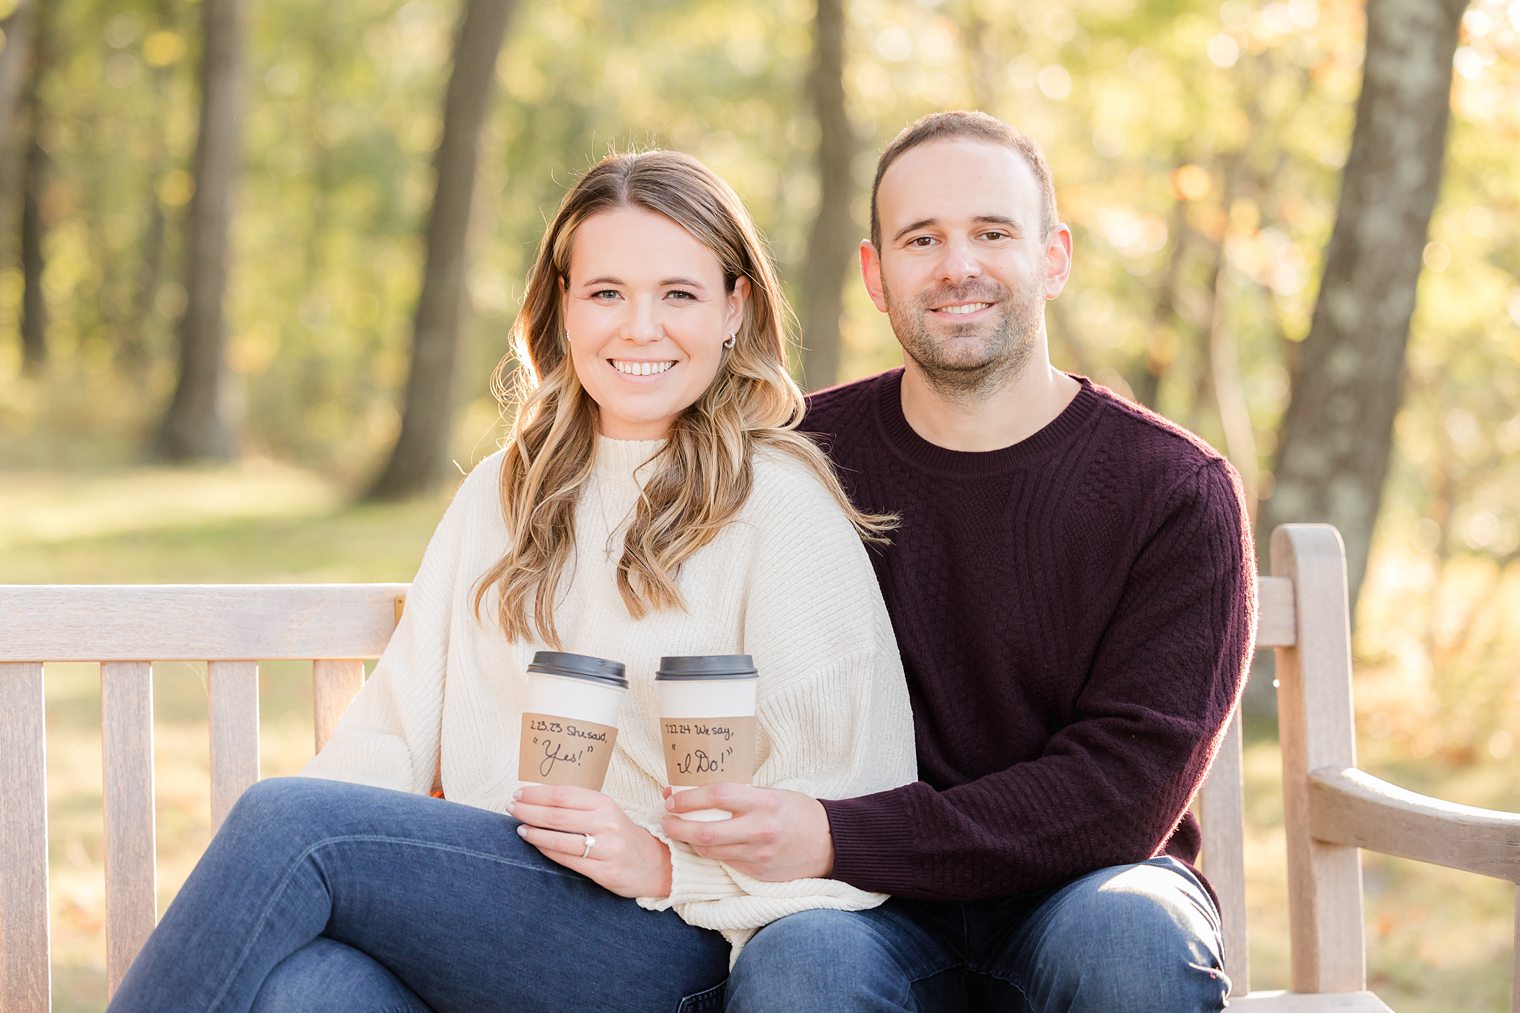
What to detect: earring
<box><xmin>723</xmin><ymin>333</ymin><xmax>737</xmax><ymax>349</ymax></box>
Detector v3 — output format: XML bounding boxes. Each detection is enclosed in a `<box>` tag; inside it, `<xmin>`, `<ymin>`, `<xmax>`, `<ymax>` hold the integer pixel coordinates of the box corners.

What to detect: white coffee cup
<box><xmin>656</xmin><ymin>655</ymin><xmax>759</xmax><ymax>821</ymax></box>
<box><xmin>518</xmin><ymin>651</ymin><xmax>627</xmax><ymax>790</ymax></box>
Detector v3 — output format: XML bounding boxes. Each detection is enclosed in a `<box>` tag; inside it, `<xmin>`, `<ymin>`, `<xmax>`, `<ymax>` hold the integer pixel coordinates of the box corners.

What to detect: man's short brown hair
<box><xmin>869</xmin><ymin>111</ymin><xmax>1059</xmax><ymax>250</ymax></box>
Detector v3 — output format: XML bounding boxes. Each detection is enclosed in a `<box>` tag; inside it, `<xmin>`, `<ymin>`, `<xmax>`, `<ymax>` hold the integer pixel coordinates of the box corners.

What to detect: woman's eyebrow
<box><xmin>578</xmin><ymin>276</ymin><xmax>708</xmax><ymax>288</ymax></box>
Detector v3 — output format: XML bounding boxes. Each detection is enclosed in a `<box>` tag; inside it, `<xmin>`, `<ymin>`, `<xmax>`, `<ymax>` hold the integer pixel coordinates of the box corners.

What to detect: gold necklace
<box><xmin>590</xmin><ymin>477</ymin><xmax>626</xmax><ymax>561</ymax></box>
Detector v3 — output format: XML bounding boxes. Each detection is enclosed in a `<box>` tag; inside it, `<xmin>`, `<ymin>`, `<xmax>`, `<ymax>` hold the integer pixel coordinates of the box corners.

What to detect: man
<box><xmin>662</xmin><ymin>111</ymin><xmax>1254</xmax><ymax>1011</ymax></box>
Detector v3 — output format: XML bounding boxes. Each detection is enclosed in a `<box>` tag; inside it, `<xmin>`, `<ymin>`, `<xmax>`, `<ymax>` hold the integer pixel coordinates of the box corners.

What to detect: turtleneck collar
<box><xmin>591</xmin><ymin>434</ymin><xmax>666</xmax><ymax>486</ymax></box>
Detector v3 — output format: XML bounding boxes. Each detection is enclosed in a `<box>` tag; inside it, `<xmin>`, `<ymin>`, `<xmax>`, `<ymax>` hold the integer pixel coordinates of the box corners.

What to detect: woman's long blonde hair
<box><xmin>474</xmin><ymin>150</ymin><xmax>893</xmax><ymax>647</ymax></box>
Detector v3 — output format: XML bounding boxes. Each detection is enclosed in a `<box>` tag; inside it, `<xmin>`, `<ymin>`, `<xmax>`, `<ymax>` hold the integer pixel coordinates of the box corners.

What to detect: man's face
<box><xmin>863</xmin><ymin>138</ymin><xmax>1070</xmax><ymax>396</ymax></box>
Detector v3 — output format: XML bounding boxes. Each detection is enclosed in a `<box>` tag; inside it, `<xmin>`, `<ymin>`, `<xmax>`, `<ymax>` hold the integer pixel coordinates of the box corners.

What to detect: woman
<box><xmin>109</xmin><ymin>151</ymin><xmax>916</xmax><ymax>1013</ymax></box>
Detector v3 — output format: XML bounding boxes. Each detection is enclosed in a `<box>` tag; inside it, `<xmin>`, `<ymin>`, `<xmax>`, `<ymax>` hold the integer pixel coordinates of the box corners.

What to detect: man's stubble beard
<box><xmin>883</xmin><ymin>277</ymin><xmax>1045</xmax><ymax>404</ymax></box>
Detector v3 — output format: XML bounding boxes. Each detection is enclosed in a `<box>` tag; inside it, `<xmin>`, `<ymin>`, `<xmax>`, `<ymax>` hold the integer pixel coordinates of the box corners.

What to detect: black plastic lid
<box><xmin>526</xmin><ymin>651</ymin><xmax>628</xmax><ymax>689</ymax></box>
<box><xmin>655</xmin><ymin>654</ymin><xmax>758</xmax><ymax>680</ymax></box>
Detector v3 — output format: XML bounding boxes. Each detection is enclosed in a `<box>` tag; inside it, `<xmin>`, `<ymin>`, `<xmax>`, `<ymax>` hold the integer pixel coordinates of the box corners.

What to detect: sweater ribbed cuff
<box><xmin>635</xmin><ymin>824</ymin><xmax>740</xmax><ymax>912</ymax></box>
<box><xmin>820</xmin><ymin>787</ymin><xmax>923</xmax><ymax>895</ymax></box>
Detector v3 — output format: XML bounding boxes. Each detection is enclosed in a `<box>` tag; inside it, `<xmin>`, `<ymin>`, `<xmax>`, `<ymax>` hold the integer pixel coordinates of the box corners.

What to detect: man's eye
<box><xmin>981</xmin><ymin>231</ymin><xmax>1009</xmax><ymax>241</ymax></box>
<box><xmin>908</xmin><ymin>236</ymin><xmax>936</xmax><ymax>248</ymax></box>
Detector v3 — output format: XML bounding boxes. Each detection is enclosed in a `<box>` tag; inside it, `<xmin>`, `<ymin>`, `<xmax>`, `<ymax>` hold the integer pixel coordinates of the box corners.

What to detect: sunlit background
<box><xmin>2</xmin><ymin>0</ymin><xmax>1518</xmax><ymax>1008</ymax></box>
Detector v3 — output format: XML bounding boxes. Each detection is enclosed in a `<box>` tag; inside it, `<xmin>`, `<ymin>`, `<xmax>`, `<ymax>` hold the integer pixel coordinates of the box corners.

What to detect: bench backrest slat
<box><xmin>1255</xmin><ymin>576</ymin><xmax>1295</xmax><ymax>649</ymax></box>
<box><xmin>1271</xmin><ymin>526</ymin><xmax>1367</xmax><ymax>993</ymax></box>
<box><xmin>0</xmin><ymin>661</ymin><xmax>49</xmax><ymax>1013</ymax></box>
<box><xmin>1195</xmin><ymin>573</ymin><xmax>1294</xmax><ymax>995</ymax></box>
<box><xmin>209</xmin><ymin>661</ymin><xmax>261</xmax><ymax>831</ymax></box>
<box><xmin>1199</xmin><ymin>711</ymin><xmax>1249</xmax><ymax>991</ymax></box>
<box><xmin>313</xmin><ymin>658</ymin><xmax>367</xmax><ymax>754</ymax></box>
<box><xmin>1</xmin><ymin>585</ymin><xmax>405</xmax><ymax>1010</ymax></box>
<box><xmin>0</xmin><ymin>584</ymin><xmax>408</xmax><ymax>662</ymax></box>
<box><xmin>100</xmin><ymin>660</ymin><xmax>158</xmax><ymax>999</ymax></box>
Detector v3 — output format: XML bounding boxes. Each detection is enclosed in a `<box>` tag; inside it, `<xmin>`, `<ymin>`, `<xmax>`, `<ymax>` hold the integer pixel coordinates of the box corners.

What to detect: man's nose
<box><xmin>936</xmin><ymin>240</ymin><xmax>983</xmax><ymax>284</ymax></box>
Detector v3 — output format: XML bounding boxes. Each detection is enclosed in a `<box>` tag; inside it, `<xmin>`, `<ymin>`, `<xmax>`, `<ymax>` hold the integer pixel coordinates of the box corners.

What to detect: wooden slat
<box><xmin>313</xmin><ymin>659</ymin><xmax>365</xmax><ymax>754</ymax></box>
<box><xmin>208</xmin><ymin>661</ymin><xmax>260</xmax><ymax>830</ymax></box>
<box><xmin>1308</xmin><ymin>766</ymin><xmax>1520</xmax><ymax>881</ymax></box>
<box><xmin>1228</xmin><ymin>990</ymin><xmax>1394</xmax><ymax>1012</ymax></box>
<box><xmin>1271</xmin><ymin>525</ymin><xmax>1367</xmax><ymax>994</ymax></box>
<box><xmin>0</xmin><ymin>584</ymin><xmax>407</xmax><ymax>662</ymax></box>
<box><xmin>0</xmin><ymin>662</ymin><xmax>50</xmax><ymax>1013</ymax></box>
<box><xmin>1200</xmin><ymin>707</ymin><xmax>1250</xmax><ymax>994</ymax></box>
<box><xmin>1256</xmin><ymin>576</ymin><xmax>1296</xmax><ymax>649</ymax></box>
<box><xmin>101</xmin><ymin>661</ymin><xmax>157</xmax><ymax>999</ymax></box>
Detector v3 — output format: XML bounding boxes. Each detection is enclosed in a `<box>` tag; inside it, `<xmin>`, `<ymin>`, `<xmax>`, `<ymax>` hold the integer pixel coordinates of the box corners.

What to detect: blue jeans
<box><xmin>108</xmin><ymin>778</ymin><xmax>730</xmax><ymax>1013</ymax></box>
<box><xmin>725</xmin><ymin>857</ymin><xmax>1228</xmax><ymax>1012</ymax></box>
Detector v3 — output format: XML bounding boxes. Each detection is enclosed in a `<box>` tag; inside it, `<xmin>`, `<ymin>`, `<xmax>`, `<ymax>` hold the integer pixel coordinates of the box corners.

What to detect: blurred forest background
<box><xmin>1</xmin><ymin>0</ymin><xmax>1518</xmax><ymax>1008</ymax></box>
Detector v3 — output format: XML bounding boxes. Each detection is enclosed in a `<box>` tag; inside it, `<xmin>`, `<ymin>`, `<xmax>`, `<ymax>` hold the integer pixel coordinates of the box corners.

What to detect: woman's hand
<box><xmin>508</xmin><ymin>785</ymin><xmax>673</xmax><ymax>900</ymax></box>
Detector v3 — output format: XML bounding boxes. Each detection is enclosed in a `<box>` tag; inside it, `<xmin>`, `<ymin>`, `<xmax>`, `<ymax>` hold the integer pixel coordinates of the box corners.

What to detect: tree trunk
<box><xmin>1130</xmin><ymin>194</ymin><xmax>1191</xmax><ymax>409</ymax></box>
<box><xmin>120</xmin><ymin>0</ymin><xmax>178</xmax><ymax>374</ymax></box>
<box><xmin>19</xmin><ymin>115</ymin><xmax>46</xmax><ymax>373</ymax></box>
<box><xmin>798</xmin><ymin>0</ymin><xmax>852</xmax><ymax>391</ymax></box>
<box><xmin>0</xmin><ymin>1</ymin><xmax>34</xmax><ymax>174</ymax></box>
<box><xmin>152</xmin><ymin>0</ymin><xmax>248</xmax><ymax>462</ymax></box>
<box><xmin>366</xmin><ymin>0</ymin><xmax>517</xmax><ymax>500</ymax></box>
<box><xmin>16</xmin><ymin>1</ymin><xmax>45</xmax><ymax>375</ymax></box>
<box><xmin>1258</xmin><ymin>0</ymin><xmax>1467</xmax><ymax>616</ymax></box>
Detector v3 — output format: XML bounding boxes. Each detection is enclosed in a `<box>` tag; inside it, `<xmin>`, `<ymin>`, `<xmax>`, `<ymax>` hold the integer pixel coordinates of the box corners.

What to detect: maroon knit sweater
<box><xmin>801</xmin><ymin>369</ymin><xmax>1256</xmax><ymax>902</ymax></box>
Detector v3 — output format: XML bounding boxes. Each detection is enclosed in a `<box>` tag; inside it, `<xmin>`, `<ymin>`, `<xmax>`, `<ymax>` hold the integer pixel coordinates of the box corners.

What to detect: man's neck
<box><xmin>899</xmin><ymin>359</ymin><xmax>1081</xmax><ymax>452</ymax></box>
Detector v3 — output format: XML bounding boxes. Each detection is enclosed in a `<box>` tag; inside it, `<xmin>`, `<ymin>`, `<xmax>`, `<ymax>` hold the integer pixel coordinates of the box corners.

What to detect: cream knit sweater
<box><xmin>302</xmin><ymin>436</ymin><xmax>917</xmax><ymax>959</ymax></box>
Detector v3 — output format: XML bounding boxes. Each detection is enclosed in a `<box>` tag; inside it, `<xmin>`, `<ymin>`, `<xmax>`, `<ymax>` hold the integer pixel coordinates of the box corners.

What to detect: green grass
<box><xmin>7</xmin><ymin>455</ymin><xmax>1517</xmax><ymax>1012</ymax></box>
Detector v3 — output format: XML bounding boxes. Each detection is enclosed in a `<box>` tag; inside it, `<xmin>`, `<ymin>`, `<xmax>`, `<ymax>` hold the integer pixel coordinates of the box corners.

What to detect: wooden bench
<box><xmin>1</xmin><ymin>524</ymin><xmax>1517</xmax><ymax>1010</ymax></box>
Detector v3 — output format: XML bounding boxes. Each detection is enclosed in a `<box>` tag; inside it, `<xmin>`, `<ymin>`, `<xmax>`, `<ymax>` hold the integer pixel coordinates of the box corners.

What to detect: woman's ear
<box><xmin>725</xmin><ymin>276</ymin><xmax>751</xmax><ymax>337</ymax></box>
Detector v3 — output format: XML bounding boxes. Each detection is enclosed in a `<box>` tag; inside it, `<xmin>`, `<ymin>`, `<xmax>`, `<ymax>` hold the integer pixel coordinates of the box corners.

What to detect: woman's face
<box><xmin>561</xmin><ymin>207</ymin><xmax>748</xmax><ymax>440</ymax></box>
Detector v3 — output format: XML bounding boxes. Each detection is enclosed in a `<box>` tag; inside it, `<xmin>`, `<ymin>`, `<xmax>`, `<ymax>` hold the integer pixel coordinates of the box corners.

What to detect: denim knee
<box><xmin>726</xmin><ymin>910</ymin><xmax>910</xmax><ymax>1012</ymax></box>
<box><xmin>250</xmin><ymin>938</ymin><xmax>430</xmax><ymax>1013</ymax></box>
<box><xmin>1010</xmin><ymin>859</ymin><xmax>1228</xmax><ymax>1011</ymax></box>
<box><xmin>224</xmin><ymin>777</ymin><xmax>352</xmax><ymax>834</ymax></box>
<box><xmin>215</xmin><ymin>777</ymin><xmax>365</xmax><ymax>865</ymax></box>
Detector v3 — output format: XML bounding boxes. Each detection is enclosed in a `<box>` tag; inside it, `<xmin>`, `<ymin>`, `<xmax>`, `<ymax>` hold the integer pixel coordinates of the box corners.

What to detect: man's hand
<box><xmin>510</xmin><ymin>784</ymin><xmax>673</xmax><ymax>899</ymax></box>
<box><xmin>661</xmin><ymin>785</ymin><xmax>835</xmax><ymax>881</ymax></box>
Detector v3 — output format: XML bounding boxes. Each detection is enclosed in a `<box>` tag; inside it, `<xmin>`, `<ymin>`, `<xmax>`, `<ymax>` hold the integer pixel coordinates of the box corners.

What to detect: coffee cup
<box><xmin>656</xmin><ymin>655</ymin><xmax>759</xmax><ymax>821</ymax></box>
<box><xmin>518</xmin><ymin>651</ymin><xmax>627</xmax><ymax>790</ymax></box>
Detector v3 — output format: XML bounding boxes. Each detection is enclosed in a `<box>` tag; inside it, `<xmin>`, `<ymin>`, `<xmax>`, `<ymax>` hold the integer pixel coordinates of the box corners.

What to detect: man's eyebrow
<box><xmin>891</xmin><ymin>218</ymin><xmax>939</xmax><ymax>244</ymax></box>
<box><xmin>891</xmin><ymin>215</ymin><xmax>1023</xmax><ymax>243</ymax></box>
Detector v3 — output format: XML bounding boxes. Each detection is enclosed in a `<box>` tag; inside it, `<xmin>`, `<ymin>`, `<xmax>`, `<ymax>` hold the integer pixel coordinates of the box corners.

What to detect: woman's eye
<box><xmin>590</xmin><ymin>290</ymin><xmax>621</xmax><ymax>300</ymax></box>
<box><xmin>666</xmin><ymin>290</ymin><xmax>697</xmax><ymax>301</ymax></box>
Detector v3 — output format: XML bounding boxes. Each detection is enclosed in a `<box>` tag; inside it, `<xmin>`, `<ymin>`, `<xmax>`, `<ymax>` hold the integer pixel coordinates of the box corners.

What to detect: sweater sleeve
<box><xmin>821</xmin><ymin>458</ymin><xmax>1256</xmax><ymax>899</ymax></box>
<box><xmin>299</xmin><ymin>458</ymin><xmax>497</xmax><ymax>793</ymax></box>
<box><xmin>632</xmin><ymin>461</ymin><xmax>918</xmax><ymax>943</ymax></box>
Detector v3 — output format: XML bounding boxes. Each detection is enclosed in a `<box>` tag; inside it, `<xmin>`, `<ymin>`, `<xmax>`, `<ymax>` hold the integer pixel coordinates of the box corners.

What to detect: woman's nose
<box><xmin>621</xmin><ymin>297</ymin><xmax>662</xmax><ymax>344</ymax></box>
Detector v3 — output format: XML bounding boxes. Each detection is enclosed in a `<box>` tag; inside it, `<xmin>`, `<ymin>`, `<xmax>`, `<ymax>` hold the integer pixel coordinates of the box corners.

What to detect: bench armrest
<box><xmin>1308</xmin><ymin>766</ymin><xmax>1520</xmax><ymax>882</ymax></box>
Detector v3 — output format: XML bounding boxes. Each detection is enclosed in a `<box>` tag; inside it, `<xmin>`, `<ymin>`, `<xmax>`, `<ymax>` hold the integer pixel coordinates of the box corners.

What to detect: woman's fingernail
<box><xmin>516</xmin><ymin>825</ymin><xmax>527</xmax><ymax>837</ymax></box>
<box><xmin>512</xmin><ymin>789</ymin><xmax>523</xmax><ymax>801</ymax></box>
<box><xmin>504</xmin><ymin>802</ymin><xmax>515</xmax><ymax>816</ymax></box>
